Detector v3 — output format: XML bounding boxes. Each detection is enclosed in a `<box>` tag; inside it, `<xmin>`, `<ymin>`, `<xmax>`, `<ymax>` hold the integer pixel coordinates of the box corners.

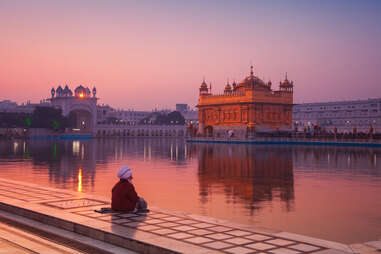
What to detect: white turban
<box><xmin>117</xmin><ymin>166</ymin><xmax>132</xmax><ymax>179</ymax></box>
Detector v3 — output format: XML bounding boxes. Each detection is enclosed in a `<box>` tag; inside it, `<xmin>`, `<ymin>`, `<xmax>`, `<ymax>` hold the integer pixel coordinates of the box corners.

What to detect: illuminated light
<box><xmin>73</xmin><ymin>141</ymin><xmax>80</xmax><ymax>155</ymax></box>
<box><xmin>77</xmin><ymin>168</ymin><xmax>83</xmax><ymax>192</ymax></box>
<box><xmin>13</xmin><ymin>142</ymin><xmax>18</xmax><ymax>153</ymax></box>
<box><xmin>79</xmin><ymin>93</ymin><xmax>84</xmax><ymax>98</ymax></box>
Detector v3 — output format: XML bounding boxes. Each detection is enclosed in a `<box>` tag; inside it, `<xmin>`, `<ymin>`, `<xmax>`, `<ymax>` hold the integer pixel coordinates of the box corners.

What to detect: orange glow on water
<box><xmin>77</xmin><ymin>168</ymin><xmax>83</xmax><ymax>192</ymax></box>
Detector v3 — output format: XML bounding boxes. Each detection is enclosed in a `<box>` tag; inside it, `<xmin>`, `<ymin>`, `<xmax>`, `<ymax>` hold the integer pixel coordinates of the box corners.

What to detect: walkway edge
<box><xmin>0</xmin><ymin>209</ymin><xmax>138</xmax><ymax>254</ymax></box>
<box><xmin>0</xmin><ymin>201</ymin><xmax>183</xmax><ymax>254</ymax></box>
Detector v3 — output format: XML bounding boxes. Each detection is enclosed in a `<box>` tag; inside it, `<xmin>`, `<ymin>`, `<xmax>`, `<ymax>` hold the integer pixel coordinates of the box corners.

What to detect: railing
<box><xmin>186</xmin><ymin>136</ymin><xmax>381</xmax><ymax>145</ymax></box>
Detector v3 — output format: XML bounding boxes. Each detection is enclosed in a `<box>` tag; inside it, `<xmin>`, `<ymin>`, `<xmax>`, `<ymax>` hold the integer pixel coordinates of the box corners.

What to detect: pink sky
<box><xmin>0</xmin><ymin>0</ymin><xmax>380</xmax><ymax>110</ymax></box>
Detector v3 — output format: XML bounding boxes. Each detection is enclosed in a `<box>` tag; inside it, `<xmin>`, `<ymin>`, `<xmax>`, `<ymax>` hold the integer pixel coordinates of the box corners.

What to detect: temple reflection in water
<box><xmin>0</xmin><ymin>138</ymin><xmax>381</xmax><ymax>243</ymax></box>
<box><xmin>195</xmin><ymin>143</ymin><xmax>295</xmax><ymax>213</ymax></box>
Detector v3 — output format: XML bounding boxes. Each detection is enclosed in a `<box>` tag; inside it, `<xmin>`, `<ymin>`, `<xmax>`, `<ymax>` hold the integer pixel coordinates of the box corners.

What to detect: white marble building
<box><xmin>293</xmin><ymin>98</ymin><xmax>381</xmax><ymax>133</ymax></box>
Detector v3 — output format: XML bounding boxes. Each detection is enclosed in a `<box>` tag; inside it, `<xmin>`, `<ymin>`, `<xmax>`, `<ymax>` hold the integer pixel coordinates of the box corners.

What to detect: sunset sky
<box><xmin>1</xmin><ymin>0</ymin><xmax>380</xmax><ymax>110</ymax></box>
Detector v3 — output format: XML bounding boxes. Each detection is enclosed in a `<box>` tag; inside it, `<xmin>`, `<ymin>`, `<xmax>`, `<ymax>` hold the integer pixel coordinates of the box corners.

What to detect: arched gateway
<box><xmin>50</xmin><ymin>85</ymin><xmax>98</xmax><ymax>133</ymax></box>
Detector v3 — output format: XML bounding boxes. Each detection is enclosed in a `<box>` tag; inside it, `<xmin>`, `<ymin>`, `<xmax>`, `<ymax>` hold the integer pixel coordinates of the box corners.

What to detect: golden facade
<box><xmin>197</xmin><ymin>66</ymin><xmax>294</xmax><ymax>136</ymax></box>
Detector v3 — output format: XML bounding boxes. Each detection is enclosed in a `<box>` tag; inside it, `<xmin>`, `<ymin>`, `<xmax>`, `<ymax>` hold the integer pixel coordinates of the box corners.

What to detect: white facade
<box><xmin>96</xmin><ymin>105</ymin><xmax>152</xmax><ymax>125</ymax></box>
<box><xmin>50</xmin><ymin>85</ymin><xmax>98</xmax><ymax>132</ymax></box>
<box><xmin>293</xmin><ymin>98</ymin><xmax>381</xmax><ymax>133</ymax></box>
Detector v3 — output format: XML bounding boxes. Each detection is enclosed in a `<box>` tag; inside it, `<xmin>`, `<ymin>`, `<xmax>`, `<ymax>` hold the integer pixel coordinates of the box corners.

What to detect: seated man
<box><xmin>111</xmin><ymin>166</ymin><xmax>147</xmax><ymax>212</ymax></box>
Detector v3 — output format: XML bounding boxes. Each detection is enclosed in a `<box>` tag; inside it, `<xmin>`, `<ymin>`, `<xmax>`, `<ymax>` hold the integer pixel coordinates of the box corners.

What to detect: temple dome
<box><xmin>234</xmin><ymin>66</ymin><xmax>269</xmax><ymax>91</ymax></box>
<box><xmin>75</xmin><ymin>85</ymin><xmax>89</xmax><ymax>98</ymax></box>
<box><xmin>239</xmin><ymin>75</ymin><xmax>267</xmax><ymax>87</ymax></box>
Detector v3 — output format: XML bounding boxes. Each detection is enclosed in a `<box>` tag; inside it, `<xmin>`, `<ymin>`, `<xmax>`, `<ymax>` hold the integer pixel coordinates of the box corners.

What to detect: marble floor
<box><xmin>0</xmin><ymin>178</ymin><xmax>377</xmax><ymax>254</ymax></box>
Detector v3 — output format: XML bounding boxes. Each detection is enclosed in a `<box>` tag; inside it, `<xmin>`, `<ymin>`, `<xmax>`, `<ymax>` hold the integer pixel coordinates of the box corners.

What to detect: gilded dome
<box><xmin>236</xmin><ymin>66</ymin><xmax>268</xmax><ymax>90</ymax></box>
<box><xmin>240</xmin><ymin>75</ymin><xmax>267</xmax><ymax>87</ymax></box>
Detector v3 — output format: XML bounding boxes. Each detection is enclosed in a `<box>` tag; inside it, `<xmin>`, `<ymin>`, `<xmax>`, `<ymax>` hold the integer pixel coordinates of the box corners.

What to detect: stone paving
<box><xmin>0</xmin><ymin>178</ymin><xmax>375</xmax><ymax>254</ymax></box>
<box><xmin>0</xmin><ymin>221</ymin><xmax>83</xmax><ymax>254</ymax></box>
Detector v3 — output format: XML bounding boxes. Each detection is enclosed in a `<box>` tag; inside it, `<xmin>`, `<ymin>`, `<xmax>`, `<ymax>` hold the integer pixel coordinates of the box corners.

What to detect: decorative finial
<box><xmin>227</xmin><ymin>78</ymin><xmax>229</xmax><ymax>84</ymax></box>
<box><xmin>285</xmin><ymin>72</ymin><xmax>288</xmax><ymax>80</ymax></box>
<box><xmin>203</xmin><ymin>76</ymin><xmax>205</xmax><ymax>83</ymax></box>
<box><xmin>250</xmin><ymin>65</ymin><xmax>254</xmax><ymax>76</ymax></box>
<box><xmin>209</xmin><ymin>82</ymin><xmax>212</xmax><ymax>93</ymax></box>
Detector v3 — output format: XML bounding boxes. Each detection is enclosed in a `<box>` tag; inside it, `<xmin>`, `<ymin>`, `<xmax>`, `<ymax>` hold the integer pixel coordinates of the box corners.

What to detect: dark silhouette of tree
<box><xmin>31</xmin><ymin>106</ymin><xmax>68</xmax><ymax>130</ymax></box>
<box><xmin>0</xmin><ymin>112</ymin><xmax>30</xmax><ymax>128</ymax></box>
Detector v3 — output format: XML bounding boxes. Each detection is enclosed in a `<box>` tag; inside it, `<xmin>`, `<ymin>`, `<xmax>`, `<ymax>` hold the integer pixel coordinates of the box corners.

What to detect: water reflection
<box><xmin>77</xmin><ymin>168</ymin><xmax>83</xmax><ymax>192</ymax></box>
<box><xmin>292</xmin><ymin>146</ymin><xmax>381</xmax><ymax>176</ymax></box>
<box><xmin>0</xmin><ymin>138</ymin><xmax>380</xmax><ymax>243</ymax></box>
<box><xmin>196</xmin><ymin>144</ymin><xmax>294</xmax><ymax>213</ymax></box>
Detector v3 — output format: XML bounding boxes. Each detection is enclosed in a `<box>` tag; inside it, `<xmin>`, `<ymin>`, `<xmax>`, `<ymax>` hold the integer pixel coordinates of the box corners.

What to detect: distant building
<box><xmin>174</xmin><ymin>103</ymin><xmax>198</xmax><ymax>124</ymax></box>
<box><xmin>182</xmin><ymin>110</ymin><xmax>198</xmax><ymax>124</ymax></box>
<box><xmin>0</xmin><ymin>100</ymin><xmax>18</xmax><ymax>112</ymax></box>
<box><xmin>97</xmin><ymin>107</ymin><xmax>151</xmax><ymax>125</ymax></box>
<box><xmin>293</xmin><ymin>98</ymin><xmax>381</xmax><ymax>133</ymax></box>
<box><xmin>0</xmin><ymin>100</ymin><xmax>49</xmax><ymax>113</ymax></box>
<box><xmin>197</xmin><ymin>66</ymin><xmax>294</xmax><ymax>137</ymax></box>
<box><xmin>49</xmin><ymin>84</ymin><xmax>98</xmax><ymax>131</ymax></box>
<box><xmin>176</xmin><ymin>104</ymin><xmax>188</xmax><ymax>112</ymax></box>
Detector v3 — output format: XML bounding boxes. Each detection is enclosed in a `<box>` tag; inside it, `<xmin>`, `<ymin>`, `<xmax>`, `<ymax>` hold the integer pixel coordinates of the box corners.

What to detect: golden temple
<box><xmin>197</xmin><ymin>66</ymin><xmax>294</xmax><ymax>137</ymax></box>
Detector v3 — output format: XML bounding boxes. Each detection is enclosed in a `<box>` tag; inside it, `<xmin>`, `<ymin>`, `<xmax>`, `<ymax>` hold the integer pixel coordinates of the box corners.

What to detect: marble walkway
<box><xmin>0</xmin><ymin>178</ymin><xmax>379</xmax><ymax>254</ymax></box>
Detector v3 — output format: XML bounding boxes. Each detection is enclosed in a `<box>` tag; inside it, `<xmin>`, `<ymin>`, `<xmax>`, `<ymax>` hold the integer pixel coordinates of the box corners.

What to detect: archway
<box><xmin>68</xmin><ymin>110</ymin><xmax>93</xmax><ymax>133</ymax></box>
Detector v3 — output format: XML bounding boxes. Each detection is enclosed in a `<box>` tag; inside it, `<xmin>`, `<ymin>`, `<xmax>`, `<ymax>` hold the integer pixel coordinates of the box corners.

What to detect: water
<box><xmin>0</xmin><ymin>138</ymin><xmax>380</xmax><ymax>244</ymax></box>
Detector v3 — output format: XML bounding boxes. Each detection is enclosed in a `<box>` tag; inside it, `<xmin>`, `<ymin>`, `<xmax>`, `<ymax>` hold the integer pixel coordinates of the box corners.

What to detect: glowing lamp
<box><xmin>79</xmin><ymin>93</ymin><xmax>84</xmax><ymax>98</ymax></box>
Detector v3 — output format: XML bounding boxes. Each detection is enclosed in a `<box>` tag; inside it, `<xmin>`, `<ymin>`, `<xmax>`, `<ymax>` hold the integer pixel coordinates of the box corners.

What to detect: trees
<box><xmin>31</xmin><ymin>106</ymin><xmax>68</xmax><ymax>130</ymax></box>
<box><xmin>0</xmin><ymin>112</ymin><xmax>30</xmax><ymax>128</ymax></box>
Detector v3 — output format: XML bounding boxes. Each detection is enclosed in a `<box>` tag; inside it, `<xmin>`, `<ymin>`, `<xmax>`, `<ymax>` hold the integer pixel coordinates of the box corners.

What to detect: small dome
<box><xmin>56</xmin><ymin>86</ymin><xmax>63</xmax><ymax>93</ymax></box>
<box><xmin>280</xmin><ymin>73</ymin><xmax>293</xmax><ymax>87</ymax></box>
<box><xmin>199</xmin><ymin>79</ymin><xmax>208</xmax><ymax>93</ymax></box>
<box><xmin>63</xmin><ymin>85</ymin><xmax>73</xmax><ymax>96</ymax></box>
<box><xmin>280</xmin><ymin>78</ymin><xmax>293</xmax><ymax>87</ymax></box>
<box><xmin>224</xmin><ymin>82</ymin><xmax>232</xmax><ymax>93</ymax></box>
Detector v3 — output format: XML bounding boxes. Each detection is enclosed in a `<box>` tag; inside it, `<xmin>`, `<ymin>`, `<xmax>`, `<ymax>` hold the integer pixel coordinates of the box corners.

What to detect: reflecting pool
<box><xmin>0</xmin><ymin>138</ymin><xmax>380</xmax><ymax>243</ymax></box>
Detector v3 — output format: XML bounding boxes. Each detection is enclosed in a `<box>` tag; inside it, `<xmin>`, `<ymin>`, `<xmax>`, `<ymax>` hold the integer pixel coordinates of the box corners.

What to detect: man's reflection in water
<box><xmin>197</xmin><ymin>144</ymin><xmax>295</xmax><ymax>214</ymax></box>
